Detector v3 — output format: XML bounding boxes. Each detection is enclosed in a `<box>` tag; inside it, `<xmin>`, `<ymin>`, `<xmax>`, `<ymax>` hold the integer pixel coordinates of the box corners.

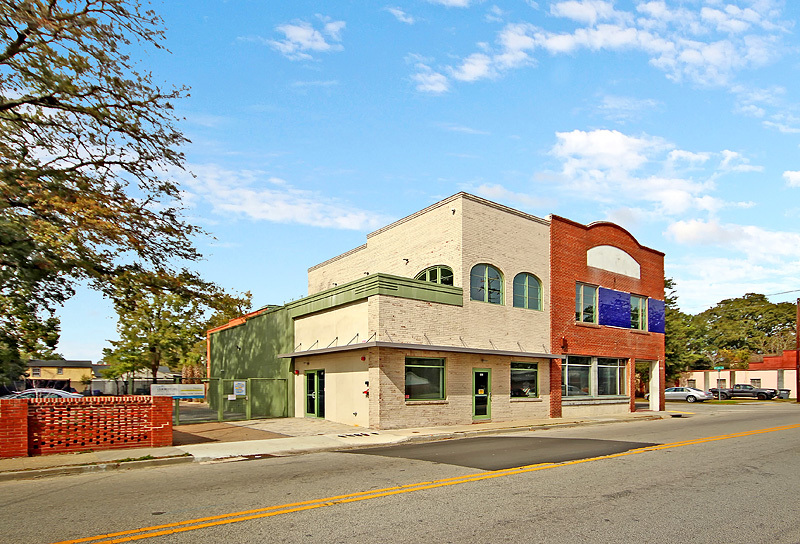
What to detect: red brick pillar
<box><xmin>549</xmin><ymin>358</ymin><xmax>562</xmax><ymax>418</ymax></box>
<box><xmin>150</xmin><ymin>396</ymin><xmax>173</xmax><ymax>447</ymax></box>
<box><xmin>0</xmin><ymin>400</ymin><xmax>29</xmax><ymax>458</ymax></box>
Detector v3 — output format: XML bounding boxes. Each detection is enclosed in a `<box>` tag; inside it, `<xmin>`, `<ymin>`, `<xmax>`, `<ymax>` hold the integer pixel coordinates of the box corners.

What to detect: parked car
<box><xmin>2</xmin><ymin>388</ymin><xmax>83</xmax><ymax>399</ymax></box>
<box><xmin>709</xmin><ymin>384</ymin><xmax>778</xmax><ymax>400</ymax></box>
<box><xmin>646</xmin><ymin>387</ymin><xmax>713</xmax><ymax>403</ymax></box>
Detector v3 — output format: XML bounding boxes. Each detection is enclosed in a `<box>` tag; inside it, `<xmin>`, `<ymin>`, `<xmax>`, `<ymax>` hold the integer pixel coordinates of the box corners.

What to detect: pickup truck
<box><xmin>709</xmin><ymin>384</ymin><xmax>778</xmax><ymax>400</ymax></box>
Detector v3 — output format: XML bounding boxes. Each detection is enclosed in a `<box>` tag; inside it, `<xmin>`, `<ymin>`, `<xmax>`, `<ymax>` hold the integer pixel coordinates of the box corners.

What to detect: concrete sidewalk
<box><xmin>0</xmin><ymin>412</ymin><xmax>667</xmax><ymax>481</ymax></box>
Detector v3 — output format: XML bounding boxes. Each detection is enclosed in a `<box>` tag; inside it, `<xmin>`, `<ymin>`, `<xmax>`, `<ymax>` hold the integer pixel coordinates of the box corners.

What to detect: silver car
<box><xmin>664</xmin><ymin>386</ymin><xmax>713</xmax><ymax>403</ymax></box>
<box><xmin>2</xmin><ymin>388</ymin><xmax>83</xmax><ymax>399</ymax></box>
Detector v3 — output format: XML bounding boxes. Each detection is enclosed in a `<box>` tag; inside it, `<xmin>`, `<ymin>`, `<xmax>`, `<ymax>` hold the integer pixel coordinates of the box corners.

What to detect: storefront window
<box><xmin>405</xmin><ymin>358</ymin><xmax>445</xmax><ymax>400</ymax></box>
<box><xmin>510</xmin><ymin>362</ymin><xmax>538</xmax><ymax>397</ymax></box>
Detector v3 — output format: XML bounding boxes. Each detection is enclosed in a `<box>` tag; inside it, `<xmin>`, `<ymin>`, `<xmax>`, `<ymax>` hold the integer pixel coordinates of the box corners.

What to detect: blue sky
<box><xmin>58</xmin><ymin>0</ymin><xmax>800</xmax><ymax>361</ymax></box>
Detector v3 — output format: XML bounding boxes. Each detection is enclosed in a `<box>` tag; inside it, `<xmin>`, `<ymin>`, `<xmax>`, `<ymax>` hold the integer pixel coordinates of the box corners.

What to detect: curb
<box><xmin>0</xmin><ymin>455</ymin><xmax>194</xmax><ymax>483</ymax></box>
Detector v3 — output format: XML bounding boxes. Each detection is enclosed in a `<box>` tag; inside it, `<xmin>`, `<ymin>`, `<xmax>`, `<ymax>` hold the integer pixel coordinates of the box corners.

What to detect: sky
<box><xmin>57</xmin><ymin>0</ymin><xmax>800</xmax><ymax>362</ymax></box>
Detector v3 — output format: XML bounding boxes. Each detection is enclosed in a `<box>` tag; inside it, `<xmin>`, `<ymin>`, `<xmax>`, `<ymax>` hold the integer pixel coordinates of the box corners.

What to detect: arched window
<box><xmin>470</xmin><ymin>264</ymin><xmax>503</xmax><ymax>304</ymax></box>
<box><xmin>415</xmin><ymin>265</ymin><xmax>454</xmax><ymax>286</ymax></box>
<box><xmin>513</xmin><ymin>273</ymin><xmax>542</xmax><ymax>310</ymax></box>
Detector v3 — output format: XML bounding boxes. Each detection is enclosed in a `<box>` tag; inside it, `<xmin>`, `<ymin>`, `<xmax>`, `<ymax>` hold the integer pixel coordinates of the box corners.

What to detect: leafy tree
<box><xmin>663</xmin><ymin>278</ymin><xmax>705</xmax><ymax>379</ymax></box>
<box><xmin>693</xmin><ymin>293</ymin><xmax>796</xmax><ymax>355</ymax></box>
<box><xmin>103</xmin><ymin>282</ymin><xmax>250</xmax><ymax>382</ymax></box>
<box><xmin>0</xmin><ymin>1</ymin><xmax>212</xmax><ymax>375</ymax></box>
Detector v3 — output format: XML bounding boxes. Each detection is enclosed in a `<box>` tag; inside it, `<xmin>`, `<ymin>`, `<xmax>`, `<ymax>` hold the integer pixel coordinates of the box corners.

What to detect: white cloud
<box><xmin>718</xmin><ymin>150</ymin><xmax>763</xmax><ymax>172</ymax></box>
<box><xmin>178</xmin><ymin>164</ymin><xmax>389</xmax><ymax>231</ymax></box>
<box><xmin>450</xmin><ymin>53</ymin><xmax>494</xmax><ymax>81</ymax></box>
<box><xmin>552</xmin><ymin>129</ymin><xmax>668</xmax><ymax>174</ymax></box>
<box><xmin>666</xmin><ymin>219</ymin><xmax>800</xmax><ymax>262</ymax></box>
<box><xmin>414</xmin><ymin>1</ymin><xmax>789</xmax><ymax>92</ymax></box>
<box><xmin>783</xmin><ymin>171</ymin><xmax>800</xmax><ymax>188</ymax></box>
<box><xmin>471</xmin><ymin>183</ymin><xmax>556</xmax><ymax>210</ymax></box>
<box><xmin>428</xmin><ymin>0</ymin><xmax>471</xmax><ymax>6</ymax></box>
<box><xmin>547</xmin><ymin>129</ymin><xmax>762</xmax><ymax>216</ymax></box>
<box><xmin>386</xmin><ymin>7</ymin><xmax>415</xmax><ymax>24</ymax></box>
<box><xmin>412</xmin><ymin>68</ymin><xmax>449</xmax><ymax>93</ymax></box>
<box><xmin>485</xmin><ymin>5</ymin><xmax>506</xmax><ymax>23</ymax></box>
<box><xmin>266</xmin><ymin>17</ymin><xmax>345</xmax><ymax>61</ymax></box>
<box><xmin>597</xmin><ymin>95</ymin><xmax>660</xmax><ymax>123</ymax></box>
<box><xmin>550</xmin><ymin>1</ymin><xmax>625</xmax><ymax>26</ymax></box>
<box><xmin>438</xmin><ymin>123</ymin><xmax>489</xmax><ymax>135</ymax></box>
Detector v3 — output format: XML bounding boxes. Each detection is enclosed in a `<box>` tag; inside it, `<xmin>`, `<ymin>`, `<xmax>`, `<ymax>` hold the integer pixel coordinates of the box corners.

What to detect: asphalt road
<box><xmin>3</xmin><ymin>402</ymin><xmax>800</xmax><ymax>544</ymax></box>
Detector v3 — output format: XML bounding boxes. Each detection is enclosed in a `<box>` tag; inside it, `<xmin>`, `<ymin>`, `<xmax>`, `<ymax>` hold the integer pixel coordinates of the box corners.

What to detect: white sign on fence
<box><xmin>150</xmin><ymin>383</ymin><xmax>205</xmax><ymax>399</ymax></box>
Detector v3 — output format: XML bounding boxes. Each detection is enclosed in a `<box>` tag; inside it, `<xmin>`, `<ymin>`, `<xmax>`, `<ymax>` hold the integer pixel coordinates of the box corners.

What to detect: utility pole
<box><xmin>796</xmin><ymin>298</ymin><xmax>799</xmax><ymax>403</ymax></box>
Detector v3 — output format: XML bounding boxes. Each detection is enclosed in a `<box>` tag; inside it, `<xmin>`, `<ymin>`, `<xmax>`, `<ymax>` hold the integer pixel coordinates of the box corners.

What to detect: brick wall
<box><xmin>308</xmin><ymin>194</ymin><xmax>463</xmax><ymax>294</ymax></box>
<box><xmin>0</xmin><ymin>400</ymin><xmax>28</xmax><ymax>458</ymax></box>
<box><xmin>550</xmin><ymin>216</ymin><xmax>666</xmax><ymax>410</ymax></box>
<box><xmin>0</xmin><ymin>396</ymin><xmax>172</xmax><ymax>458</ymax></box>
<box><xmin>370</xmin><ymin>347</ymin><xmax>551</xmax><ymax>429</ymax></box>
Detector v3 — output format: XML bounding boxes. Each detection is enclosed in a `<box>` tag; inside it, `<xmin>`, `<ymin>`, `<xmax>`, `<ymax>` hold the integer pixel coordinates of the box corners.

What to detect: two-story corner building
<box><xmin>207</xmin><ymin>193</ymin><xmax>666</xmax><ymax>430</ymax></box>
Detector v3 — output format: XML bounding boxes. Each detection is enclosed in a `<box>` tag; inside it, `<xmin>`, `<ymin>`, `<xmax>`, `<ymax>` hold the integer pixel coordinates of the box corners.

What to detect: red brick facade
<box><xmin>0</xmin><ymin>396</ymin><xmax>172</xmax><ymax>458</ymax></box>
<box><xmin>549</xmin><ymin>216</ymin><xmax>666</xmax><ymax>414</ymax></box>
<box><xmin>748</xmin><ymin>350</ymin><xmax>799</xmax><ymax>370</ymax></box>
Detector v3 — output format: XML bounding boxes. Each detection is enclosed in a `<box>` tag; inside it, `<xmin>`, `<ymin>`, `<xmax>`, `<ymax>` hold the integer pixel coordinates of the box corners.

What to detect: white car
<box><xmin>650</xmin><ymin>386</ymin><xmax>713</xmax><ymax>403</ymax></box>
<box><xmin>2</xmin><ymin>388</ymin><xmax>83</xmax><ymax>399</ymax></box>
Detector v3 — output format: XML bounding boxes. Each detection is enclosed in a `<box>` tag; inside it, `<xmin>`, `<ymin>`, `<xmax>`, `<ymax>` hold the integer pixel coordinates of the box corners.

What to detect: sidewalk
<box><xmin>0</xmin><ymin>411</ymin><xmax>667</xmax><ymax>482</ymax></box>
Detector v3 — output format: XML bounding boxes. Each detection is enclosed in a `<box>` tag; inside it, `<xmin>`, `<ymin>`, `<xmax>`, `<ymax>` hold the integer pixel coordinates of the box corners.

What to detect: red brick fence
<box><xmin>0</xmin><ymin>396</ymin><xmax>172</xmax><ymax>458</ymax></box>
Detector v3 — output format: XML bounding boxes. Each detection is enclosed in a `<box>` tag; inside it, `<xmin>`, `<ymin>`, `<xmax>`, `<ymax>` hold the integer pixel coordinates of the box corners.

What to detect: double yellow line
<box><xmin>54</xmin><ymin>422</ymin><xmax>800</xmax><ymax>544</ymax></box>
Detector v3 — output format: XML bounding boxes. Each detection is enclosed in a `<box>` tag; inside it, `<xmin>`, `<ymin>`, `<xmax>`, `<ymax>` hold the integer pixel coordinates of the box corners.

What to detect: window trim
<box><xmin>562</xmin><ymin>356</ymin><xmax>627</xmax><ymax>398</ymax></box>
<box><xmin>31</xmin><ymin>368</ymin><xmax>41</xmax><ymax>377</ymax></box>
<box><xmin>404</xmin><ymin>357</ymin><xmax>446</xmax><ymax>401</ymax></box>
<box><xmin>415</xmin><ymin>265</ymin><xmax>454</xmax><ymax>286</ymax></box>
<box><xmin>470</xmin><ymin>263</ymin><xmax>504</xmax><ymax>305</ymax></box>
<box><xmin>630</xmin><ymin>294</ymin><xmax>648</xmax><ymax>330</ymax></box>
<box><xmin>513</xmin><ymin>272</ymin><xmax>542</xmax><ymax>311</ymax></box>
<box><xmin>510</xmin><ymin>362</ymin><xmax>539</xmax><ymax>398</ymax></box>
<box><xmin>575</xmin><ymin>283</ymin><xmax>598</xmax><ymax>324</ymax></box>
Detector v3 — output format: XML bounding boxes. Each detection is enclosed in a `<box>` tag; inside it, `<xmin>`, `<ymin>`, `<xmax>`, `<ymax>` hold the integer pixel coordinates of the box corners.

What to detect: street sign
<box><xmin>714</xmin><ymin>366</ymin><xmax>724</xmax><ymax>370</ymax></box>
<box><xmin>150</xmin><ymin>383</ymin><xmax>205</xmax><ymax>399</ymax></box>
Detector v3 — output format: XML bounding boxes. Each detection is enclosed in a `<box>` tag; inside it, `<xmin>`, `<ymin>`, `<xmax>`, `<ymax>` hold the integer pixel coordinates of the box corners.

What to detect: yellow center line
<box><xmin>52</xmin><ymin>422</ymin><xmax>800</xmax><ymax>544</ymax></box>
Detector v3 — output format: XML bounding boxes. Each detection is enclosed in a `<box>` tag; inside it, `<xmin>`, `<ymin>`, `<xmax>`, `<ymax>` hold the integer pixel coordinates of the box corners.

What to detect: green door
<box><xmin>305</xmin><ymin>370</ymin><xmax>325</xmax><ymax>418</ymax></box>
<box><xmin>473</xmin><ymin>369</ymin><xmax>491</xmax><ymax>420</ymax></box>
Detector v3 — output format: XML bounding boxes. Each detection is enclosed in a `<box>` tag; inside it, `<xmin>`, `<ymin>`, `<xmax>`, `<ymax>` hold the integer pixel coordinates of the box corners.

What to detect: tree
<box><xmin>0</xmin><ymin>1</ymin><xmax>211</xmax><ymax>375</ymax></box>
<box><xmin>663</xmin><ymin>278</ymin><xmax>705</xmax><ymax>379</ymax></box>
<box><xmin>103</xmin><ymin>283</ymin><xmax>250</xmax><ymax>382</ymax></box>
<box><xmin>693</xmin><ymin>293</ymin><xmax>796</xmax><ymax>355</ymax></box>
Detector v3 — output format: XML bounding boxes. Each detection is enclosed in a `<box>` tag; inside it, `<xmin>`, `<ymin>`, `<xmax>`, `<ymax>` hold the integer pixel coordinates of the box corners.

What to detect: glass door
<box><xmin>305</xmin><ymin>370</ymin><xmax>325</xmax><ymax>418</ymax></box>
<box><xmin>473</xmin><ymin>369</ymin><xmax>491</xmax><ymax>420</ymax></box>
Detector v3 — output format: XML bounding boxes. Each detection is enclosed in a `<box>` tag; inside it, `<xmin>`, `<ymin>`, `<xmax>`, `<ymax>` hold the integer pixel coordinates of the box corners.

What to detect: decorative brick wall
<box><xmin>0</xmin><ymin>396</ymin><xmax>172</xmax><ymax>458</ymax></box>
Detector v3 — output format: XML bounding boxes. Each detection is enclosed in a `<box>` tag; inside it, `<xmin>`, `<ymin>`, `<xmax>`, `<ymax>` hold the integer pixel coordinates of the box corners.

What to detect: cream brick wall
<box><xmin>294</xmin><ymin>300</ymin><xmax>369</xmax><ymax>351</ymax></box>
<box><xmin>368</xmin><ymin>347</ymin><xmax>552</xmax><ymax>429</ymax></box>
<box><xmin>309</xmin><ymin>193</ymin><xmax>552</xmax><ymax>352</ymax></box>
<box><xmin>368</xmin><ymin>295</ymin><xmax>549</xmax><ymax>353</ymax></box>
<box><xmin>308</xmin><ymin>195</ymin><xmax>464</xmax><ymax>294</ymax></box>
<box><xmin>293</xmin><ymin>352</ymin><xmax>370</xmax><ymax>427</ymax></box>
